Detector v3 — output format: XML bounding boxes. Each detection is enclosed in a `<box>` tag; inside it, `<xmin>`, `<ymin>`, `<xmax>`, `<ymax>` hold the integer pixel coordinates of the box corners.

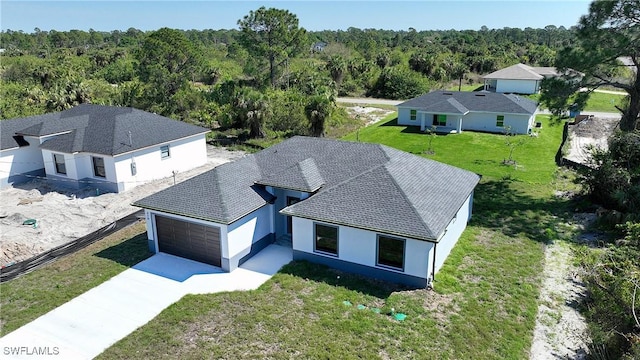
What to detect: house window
<box><xmin>496</xmin><ymin>115</ymin><xmax>505</xmax><ymax>127</ymax></box>
<box><xmin>314</xmin><ymin>223</ymin><xmax>338</xmax><ymax>256</ymax></box>
<box><xmin>160</xmin><ymin>145</ymin><xmax>170</xmax><ymax>159</ymax></box>
<box><xmin>433</xmin><ymin>114</ymin><xmax>446</xmax><ymax>126</ymax></box>
<box><xmin>410</xmin><ymin>109</ymin><xmax>417</xmax><ymax>121</ymax></box>
<box><xmin>53</xmin><ymin>154</ymin><xmax>66</xmax><ymax>175</ymax></box>
<box><xmin>377</xmin><ymin>235</ymin><xmax>405</xmax><ymax>271</ymax></box>
<box><xmin>92</xmin><ymin>156</ymin><xmax>106</xmax><ymax>178</ymax></box>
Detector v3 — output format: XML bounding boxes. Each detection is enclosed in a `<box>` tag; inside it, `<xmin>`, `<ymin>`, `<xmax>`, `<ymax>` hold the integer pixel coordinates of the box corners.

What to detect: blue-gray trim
<box><xmin>293</xmin><ymin>250</ymin><xmax>427</xmax><ymax>288</ymax></box>
<box><xmin>1</xmin><ymin>168</ymin><xmax>45</xmax><ymax>189</ymax></box>
<box><xmin>221</xmin><ymin>233</ymin><xmax>275</xmax><ymax>272</ymax></box>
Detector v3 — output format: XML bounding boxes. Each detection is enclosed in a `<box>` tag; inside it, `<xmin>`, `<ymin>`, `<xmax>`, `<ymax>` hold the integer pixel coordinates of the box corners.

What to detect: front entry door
<box><xmin>286</xmin><ymin>197</ymin><xmax>300</xmax><ymax>234</ymax></box>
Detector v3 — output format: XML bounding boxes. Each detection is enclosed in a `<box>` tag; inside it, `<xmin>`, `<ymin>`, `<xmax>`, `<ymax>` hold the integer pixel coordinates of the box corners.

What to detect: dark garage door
<box><xmin>155</xmin><ymin>215</ymin><xmax>221</xmax><ymax>267</ymax></box>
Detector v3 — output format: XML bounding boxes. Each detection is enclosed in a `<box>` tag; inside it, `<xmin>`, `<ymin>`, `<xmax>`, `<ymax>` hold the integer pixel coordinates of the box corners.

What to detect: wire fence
<box><xmin>0</xmin><ymin>210</ymin><xmax>145</xmax><ymax>283</ymax></box>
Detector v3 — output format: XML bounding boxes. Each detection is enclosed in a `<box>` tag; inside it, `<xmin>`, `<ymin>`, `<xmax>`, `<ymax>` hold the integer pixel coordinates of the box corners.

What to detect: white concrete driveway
<box><xmin>0</xmin><ymin>245</ymin><xmax>292</xmax><ymax>359</ymax></box>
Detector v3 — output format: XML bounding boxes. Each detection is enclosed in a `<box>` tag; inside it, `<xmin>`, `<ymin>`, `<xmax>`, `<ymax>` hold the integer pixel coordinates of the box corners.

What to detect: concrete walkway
<box><xmin>0</xmin><ymin>245</ymin><xmax>292</xmax><ymax>359</ymax></box>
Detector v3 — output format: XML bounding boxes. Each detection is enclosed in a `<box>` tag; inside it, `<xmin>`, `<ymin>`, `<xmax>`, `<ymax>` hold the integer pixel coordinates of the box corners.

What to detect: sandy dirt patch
<box><xmin>565</xmin><ymin>116</ymin><xmax>619</xmax><ymax>165</ymax></box>
<box><xmin>0</xmin><ymin>145</ymin><xmax>245</xmax><ymax>266</ymax></box>
<box><xmin>529</xmin><ymin>214</ymin><xmax>597</xmax><ymax>359</ymax></box>
<box><xmin>344</xmin><ymin>106</ymin><xmax>395</xmax><ymax>127</ymax></box>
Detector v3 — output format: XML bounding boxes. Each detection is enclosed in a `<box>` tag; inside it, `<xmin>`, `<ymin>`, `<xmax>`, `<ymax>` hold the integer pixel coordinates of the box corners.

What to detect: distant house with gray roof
<box><xmin>397</xmin><ymin>90</ymin><xmax>538</xmax><ymax>134</ymax></box>
<box><xmin>482</xmin><ymin>63</ymin><xmax>564</xmax><ymax>94</ymax></box>
<box><xmin>0</xmin><ymin>104</ymin><xmax>209</xmax><ymax>192</ymax></box>
<box><xmin>134</xmin><ymin>136</ymin><xmax>480</xmax><ymax>288</ymax></box>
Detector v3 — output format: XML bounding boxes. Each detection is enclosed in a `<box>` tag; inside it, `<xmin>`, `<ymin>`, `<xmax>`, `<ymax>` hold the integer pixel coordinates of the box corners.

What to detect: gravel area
<box><xmin>565</xmin><ymin>116</ymin><xmax>619</xmax><ymax>165</ymax></box>
<box><xmin>0</xmin><ymin>145</ymin><xmax>245</xmax><ymax>266</ymax></box>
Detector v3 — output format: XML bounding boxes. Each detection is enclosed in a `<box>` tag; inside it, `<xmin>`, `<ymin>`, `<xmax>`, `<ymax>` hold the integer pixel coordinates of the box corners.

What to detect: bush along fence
<box><xmin>0</xmin><ymin>210</ymin><xmax>145</xmax><ymax>283</ymax></box>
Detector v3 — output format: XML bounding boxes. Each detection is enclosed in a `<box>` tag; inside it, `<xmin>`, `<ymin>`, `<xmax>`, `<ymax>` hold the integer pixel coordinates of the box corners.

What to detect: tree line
<box><xmin>1</xmin><ymin>11</ymin><xmax>577</xmax><ymax>139</ymax></box>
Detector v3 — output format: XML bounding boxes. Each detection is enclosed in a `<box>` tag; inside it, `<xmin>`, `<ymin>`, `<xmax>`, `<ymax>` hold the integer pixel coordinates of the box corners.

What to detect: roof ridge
<box><xmin>383</xmin><ymin>162</ymin><xmax>436</xmax><ymax>238</ymax></box>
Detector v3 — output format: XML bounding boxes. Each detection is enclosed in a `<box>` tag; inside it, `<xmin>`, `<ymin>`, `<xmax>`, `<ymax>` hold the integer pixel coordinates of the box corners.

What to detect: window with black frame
<box><xmin>314</xmin><ymin>223</ymin><xmax>338</xmax><ymax>255</ymax></box>
<box><xmin>377</xmin><ymin>235</ymin><xmax>405</xmax><ymax>270</ymax></box>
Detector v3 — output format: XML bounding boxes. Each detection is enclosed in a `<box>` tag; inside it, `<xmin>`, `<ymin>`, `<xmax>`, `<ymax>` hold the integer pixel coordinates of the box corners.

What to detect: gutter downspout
<box><xmin>429</xmin><ymin>242</ymin><xmax>437</xmax><ymax>288</ymax></box>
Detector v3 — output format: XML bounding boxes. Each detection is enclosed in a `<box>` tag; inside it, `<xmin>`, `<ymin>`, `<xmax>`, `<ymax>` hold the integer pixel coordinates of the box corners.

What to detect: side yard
<box><xmin>0</xmin><ymin>222</ymin><xmax>150</xmax><ymax>336</ymax></box>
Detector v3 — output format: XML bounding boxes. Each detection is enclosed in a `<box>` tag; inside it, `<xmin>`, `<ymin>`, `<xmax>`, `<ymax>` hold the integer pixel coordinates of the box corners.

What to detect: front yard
<box><xmin>98</xmin><ymin>115</ymin><xmax>574</xmax><ymax>359</ymax></box>
<box><xmin>1</xmin><ymin>114</ymin><xmax>577</xmax><ymax>358</ymax></box>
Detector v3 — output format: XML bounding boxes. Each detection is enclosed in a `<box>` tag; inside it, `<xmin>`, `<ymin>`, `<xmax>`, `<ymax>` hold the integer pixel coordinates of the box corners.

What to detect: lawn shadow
<box><xmin>94</xmin><ymin>233</ymin><xmax>152</xmax><ymax>267</ymax></box>
<box><xmin>279</xmin><ymin>260</ymin><xmax>407</xmax><ymax>299</ymax></box>
<box><xmin>380</xmin><ymin>117</ymin><xmax>399</xmax><ymax>126</ymax></box>
<box><xmin>472</xmin><ymin>179</ymin><xmax>575</xmax><ymax>244</ymax></box>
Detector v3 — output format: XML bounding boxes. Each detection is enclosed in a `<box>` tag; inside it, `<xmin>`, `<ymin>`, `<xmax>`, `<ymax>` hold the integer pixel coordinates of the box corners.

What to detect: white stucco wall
<box><xmin>226</xmin><ymin>204</ymin><xmax>273</xmax><ymax>260</ymax></box>
<box><xmin>292</xmin><ymin>218</ymin><xmax>434</xmax><ymax>280</ymax></box>
<box><xmin>42</xmin><ymin>149</ymin><xmax>117</xmax><ymax>187</ymax></box>
<box><xmin>397</xmin><ymin>107</ymin><xmax>421</xmax><ymax>126</ymax></box>
<box><xmin>433</xmin><ymin>193</ymin><xmax>473</xmax><ymax>274</ymax></box>
<box><xmin>461</xmin><ymin>112</ymin><xmax>534</xmax><ymax>134</ymax></box>
<box><xmin>0</xmin><ymin>136</ymin><xmax>44</xmax><ymax>188</ymax></box>
<box><xmin>495</xmin><ymin>79</ymin><xmax>540</xmax><ymax>94</ymax></box>
<box><xmin>114</xmin><ymin>134</ymin><xmax>207</xmax><ymax>192</ymax></box>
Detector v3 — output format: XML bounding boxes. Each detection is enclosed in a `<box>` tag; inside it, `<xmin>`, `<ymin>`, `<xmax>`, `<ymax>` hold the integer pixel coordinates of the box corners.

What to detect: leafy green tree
<box><xmin>237</xmin><ymin>7</ymin><xmax>307</xmax><ymax>88</ymax></box>
<box><xmin>553</xmin><ymin>0</ymin><xmax>639</xmax><ymax>131</ymax></box>
<box><xmin>369</xmin><ymin>67</ymin><xmax>430</xmax><ymax>100</ymax></box>
<box><xmin>135</xmin><ymin>28</ymin><xmax>202</xmax><ymax>115</ymax></box>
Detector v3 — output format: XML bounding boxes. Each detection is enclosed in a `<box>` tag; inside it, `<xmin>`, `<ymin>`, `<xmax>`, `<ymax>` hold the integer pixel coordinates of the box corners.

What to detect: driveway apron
<box><xmin>0</xmin><ymin>244</ymin><xmax>292</xmax><ymax>359</ymax></box>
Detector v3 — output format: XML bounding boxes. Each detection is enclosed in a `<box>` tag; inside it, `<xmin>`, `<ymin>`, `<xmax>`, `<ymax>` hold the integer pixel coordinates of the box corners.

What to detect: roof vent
<box><xmin>443</xmin><ymin>92</ymin><xmax>453</xmax><ymax>95</ymax></box>
<box><xmin>475</xmin><ymin>94</ymin><xmax>486</xmax><ymax>97</ymax></box>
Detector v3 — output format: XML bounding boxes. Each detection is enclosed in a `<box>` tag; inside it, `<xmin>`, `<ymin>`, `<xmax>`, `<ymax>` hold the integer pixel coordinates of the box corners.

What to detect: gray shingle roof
<box><xmin>134</xmin><ymin>137</ymin><xmax>480</xmax><ymax>242</ymax></box>
<box><xmin>397</xmin><ymin>90</ymin><xmax>538</xmax><ymax>115</ymax></box>
<box><xmin>256</xmin><ymin>157</ymin><xmax>325</xmax><ymax>192</ymax></box>
<box><xmin>483</xmin><ymin>63</ymin><xmax>545</xmax><ymax>80</ymax></box>
<box><xmin>1</xmin><ymin>104</ymin><xmax>209</xmax><ymax>154</ymax></box>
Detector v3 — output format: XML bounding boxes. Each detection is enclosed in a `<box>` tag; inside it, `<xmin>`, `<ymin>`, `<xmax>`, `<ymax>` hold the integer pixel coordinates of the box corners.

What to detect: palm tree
<box><xmin>305</xmin><ymin>95</ymin><xmax>333</xmax><ymax>137</ymax></box>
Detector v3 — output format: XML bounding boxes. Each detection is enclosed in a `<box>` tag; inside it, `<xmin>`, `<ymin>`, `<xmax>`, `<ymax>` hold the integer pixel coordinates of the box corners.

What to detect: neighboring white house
<box><xmin>0</xmin><ymin>104</ymin><xmax>209</xmax><ymax>192</ymax></box>
<box><xmin>134</xmin><ymin>137</ymin><xmax>481</xmax><ymax>288</ymax></box>
<box><xmin>396</xmin><ymin>91</ymin><xmax>538</xmax><ymax>135</ymax></box>
<box><xmin>482</xmin><ymin>63</ymin><xmax>564</xmax><ymax>94</ymax></box>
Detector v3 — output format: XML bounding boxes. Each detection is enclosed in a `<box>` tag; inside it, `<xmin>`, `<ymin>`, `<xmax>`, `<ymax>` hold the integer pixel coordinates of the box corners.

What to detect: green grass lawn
<box><xmin>345</xmin><ymin>114</ymin><xmax>561</xmax><ymax>184</ymax></box>
<box><xmin>528</xmin><ymin>91</ymin><xmax>627</xmax><ymax>113</ymax></box>
<box><xmin>582</xmin><ymin>91</ymin><xmax>627</xmax><ymax>113</ymax></box>
<box><xmin>0</xmin><ymin>222</ymin><xmax>150</xmax><ymax>336</ymax></box>
<box><xmin>99</xmin><ymin>114</ymin><xmax>576</xmax><ymax>359</ymax></box>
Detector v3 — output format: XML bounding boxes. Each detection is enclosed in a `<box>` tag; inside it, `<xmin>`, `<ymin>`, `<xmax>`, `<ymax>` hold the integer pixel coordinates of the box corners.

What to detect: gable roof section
<box><xmin>134</xmin><ymin>137</ymin><xmax>480</xmax><ymax>241</ymax></box>
<box><xmin>256</xmin><ymin>157</ymin><xmax>325</xmax><ymax>192</ymax></box>
<box><xmin>397</xmin><ymin>91</ymin><xmax>537</xmax><ymax>115</ymax></box>
<box><xmin>1</xmin><ymin>104</ymin><xmax>209</xmax><ymax>154</ymax></box>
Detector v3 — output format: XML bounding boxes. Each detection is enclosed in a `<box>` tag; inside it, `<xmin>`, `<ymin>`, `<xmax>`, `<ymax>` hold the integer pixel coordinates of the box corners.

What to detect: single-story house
<box><xmin>482</xmin><ymin>63</ymin><xmax>562</xmax><ymax>94</ymax></box>
<box><xmin>134</xmin><ymin>137</ymin><xmax>481</xmax><ymax>288</ymax></box>
<box><xmin>0</xmin><ymin>104</ymin><xmax>209</xmax><ymax>192</ymax></box>
<box><xmin>397</xmin><ymin>90</ymin><xmax>538</xmax><ymax>134</ymax></box>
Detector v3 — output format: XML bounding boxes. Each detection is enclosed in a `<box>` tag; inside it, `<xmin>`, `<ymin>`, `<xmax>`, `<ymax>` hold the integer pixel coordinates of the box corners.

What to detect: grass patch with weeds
<box><xmin>0</xmin><ymin>222</ymin><xmax>150</xmax><ymax>336</ymax></box>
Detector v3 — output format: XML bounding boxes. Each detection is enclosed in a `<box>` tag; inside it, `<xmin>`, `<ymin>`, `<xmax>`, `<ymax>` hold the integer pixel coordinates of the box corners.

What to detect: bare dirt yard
<box><xmin>344</xmin><ymin>105</ymin><xmax>395</xmax><ymax>126</ymax></box>
<box><xmin>565</xmin><ymin>115</ymin><xmax>619</xmax><ymax>165</ymax></box>
<box><xmin>0</xmin><ymin>104</ymin><xmax>391</xmax><ymax>267</ymax></box>
<box><xmin>0</xmin><ymin>145</ymin><xmax>245</xmax><ymax>266</ymax></box>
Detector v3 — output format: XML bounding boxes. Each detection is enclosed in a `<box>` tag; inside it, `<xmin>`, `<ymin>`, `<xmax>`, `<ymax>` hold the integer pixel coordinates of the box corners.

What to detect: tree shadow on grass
<box><xmin>278</xmin><ymin>260</ymin><xmax>407</xmax><ymax>299</ymax></box>
<box><xmin>94</xmin><ymin>233</ymin><xmax>152</xmax><ymax>267</ymax></box>
<box><xmin>472</xmin><ymin>179</ymin><xmax>575</xmax><ymax>244</ymax></box>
